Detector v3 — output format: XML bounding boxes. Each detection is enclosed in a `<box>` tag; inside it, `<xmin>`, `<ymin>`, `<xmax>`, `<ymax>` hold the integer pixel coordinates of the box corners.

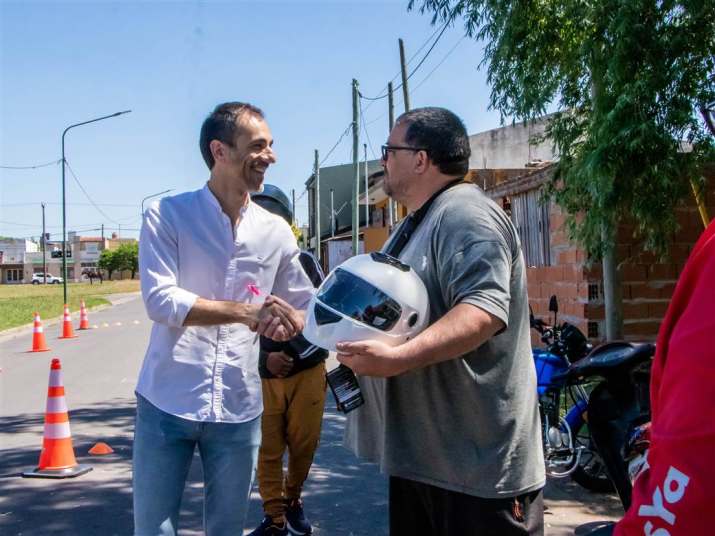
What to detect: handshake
<box><xmin>246</xmin><ymin>295</ymin><xmax>305</xmax><ymax>342</ymax></box>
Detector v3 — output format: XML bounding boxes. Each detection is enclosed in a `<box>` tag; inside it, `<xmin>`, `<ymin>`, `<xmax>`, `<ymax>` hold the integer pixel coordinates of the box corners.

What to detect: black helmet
<box><xmin>251</xmin><ymin>184</ymin><xmax>292</xmax><ymax>224</ymax></box>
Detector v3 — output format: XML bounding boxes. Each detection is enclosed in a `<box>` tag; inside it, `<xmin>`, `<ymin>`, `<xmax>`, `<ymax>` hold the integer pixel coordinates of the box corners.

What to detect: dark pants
<box><xmin>389</xmin><ymin>476</ymin><xmax>544</xmax><ymax>536</ymax></box>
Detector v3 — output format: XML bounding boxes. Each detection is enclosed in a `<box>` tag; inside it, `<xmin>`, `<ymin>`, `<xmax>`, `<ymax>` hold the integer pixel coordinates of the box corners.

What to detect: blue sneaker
<box><xmin>285</xmin><ymin>498</ymin><xmax>312</xmax><ymax>535</ymax></box>
<box><xmin>247</xmin><ymin>516</ymin><xmax>289</xmax><ymax>536</ymax></box>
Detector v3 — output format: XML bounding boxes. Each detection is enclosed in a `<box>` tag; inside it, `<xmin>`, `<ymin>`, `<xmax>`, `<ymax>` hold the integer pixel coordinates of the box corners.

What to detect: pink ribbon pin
<box><xmin>247</xmin><ymin>284</ymin><xmax>261</xmax><ymax>297</ymax></box>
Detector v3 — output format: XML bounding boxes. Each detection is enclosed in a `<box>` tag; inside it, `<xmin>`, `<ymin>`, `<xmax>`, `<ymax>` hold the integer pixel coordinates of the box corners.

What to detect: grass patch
<box><xmin>0</xmin><ymin>280</ymin><xmax>140</xmax><ymax>331</ymax></box>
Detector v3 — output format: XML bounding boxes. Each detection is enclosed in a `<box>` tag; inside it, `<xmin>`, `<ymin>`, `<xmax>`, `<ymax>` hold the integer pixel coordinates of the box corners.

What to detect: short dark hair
<box><xmin>199</xmin><ymin>102</ymin><xmax>265</xmax><ymax>169</ymax></box>
<box><xmin>396</xmin><ymin>107</ymin><xmax>471</xmax><ymax>176</ymax></box>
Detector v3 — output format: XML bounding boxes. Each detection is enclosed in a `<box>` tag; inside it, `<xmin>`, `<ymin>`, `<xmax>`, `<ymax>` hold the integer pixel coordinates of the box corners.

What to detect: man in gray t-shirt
<box><xmin>338</xmin><ymin>107</ymin><xmax>545</xmax><ymax>535</ymax></box>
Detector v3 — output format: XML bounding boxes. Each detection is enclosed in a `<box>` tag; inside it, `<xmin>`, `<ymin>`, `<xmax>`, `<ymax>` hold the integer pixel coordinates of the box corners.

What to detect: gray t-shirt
<box><xmin>344</xmin><ymin>182</ymin><xmax>545</xmax><ymax>498</ymax></box>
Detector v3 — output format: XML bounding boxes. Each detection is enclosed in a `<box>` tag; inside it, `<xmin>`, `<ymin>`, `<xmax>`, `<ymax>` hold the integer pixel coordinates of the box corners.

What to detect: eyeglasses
<box><xmin>381</xmin><ymin>144</ymin><xmax>428</xmax><ymax>161</ymax></box>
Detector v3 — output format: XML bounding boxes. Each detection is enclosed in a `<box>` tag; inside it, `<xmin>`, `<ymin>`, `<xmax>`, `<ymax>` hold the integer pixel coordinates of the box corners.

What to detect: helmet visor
<box><xmin>317</xmin><ymin>268</ymin><xmax>402</xmax><ymax>332</ymax></box>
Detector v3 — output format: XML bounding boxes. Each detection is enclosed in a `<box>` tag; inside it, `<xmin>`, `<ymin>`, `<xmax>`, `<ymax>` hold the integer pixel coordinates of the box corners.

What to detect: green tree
<box><xmin>113</xmin><ymin>242</ymin><xmax>139</xmax><ymax>279</ymax></box>
<box><xmin>97</xmin><ymin>249</ymin><xmax>119</xmax><ymax>279</ymax></box>
<box><xmin>410</xmin><ymin>0</ymin><xmax>714</xmax><ymax>337</ymax></box>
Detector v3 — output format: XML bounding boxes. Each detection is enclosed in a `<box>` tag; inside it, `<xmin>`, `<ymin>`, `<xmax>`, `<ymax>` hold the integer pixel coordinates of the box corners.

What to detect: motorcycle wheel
<box><xmin>570</xmin><ymin>422</ymin><xmax>615</xmax><ymax>493</ymax></box>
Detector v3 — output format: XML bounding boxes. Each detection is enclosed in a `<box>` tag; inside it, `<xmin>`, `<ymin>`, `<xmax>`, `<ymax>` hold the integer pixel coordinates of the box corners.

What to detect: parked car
<box><xmin>31</xmin><ymin>273</ymin><xmax>63</xmax><ymax>284</ymax></box>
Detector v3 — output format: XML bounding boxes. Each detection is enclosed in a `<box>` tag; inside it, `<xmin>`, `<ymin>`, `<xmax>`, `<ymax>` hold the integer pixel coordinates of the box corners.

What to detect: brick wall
<box><xmin>527</xmin><ymin>166</ymin><xmax>715</xmax><ymax>343</ymax></box>
<box><xmin>527</xmin><ymin>202</ymin><xmax>590</xmax><ymax>344</ymax></box>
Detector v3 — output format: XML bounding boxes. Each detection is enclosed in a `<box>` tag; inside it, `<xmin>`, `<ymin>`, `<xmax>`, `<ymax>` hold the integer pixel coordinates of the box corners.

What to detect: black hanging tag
<box><xmin>326</xmin><ymin>364</ymin><xmax>364</xmax><ymax>413</ymax></box>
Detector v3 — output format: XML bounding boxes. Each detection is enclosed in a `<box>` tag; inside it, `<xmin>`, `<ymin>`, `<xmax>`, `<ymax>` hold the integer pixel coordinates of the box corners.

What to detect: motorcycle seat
<box><xmin>560</xmin><ymin>341</ymin><xmax>655</xmax><ymax>381</ymax></box>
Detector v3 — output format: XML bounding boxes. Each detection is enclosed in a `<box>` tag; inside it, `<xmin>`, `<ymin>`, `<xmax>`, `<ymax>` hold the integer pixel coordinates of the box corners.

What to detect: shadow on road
<box><xmin>542</xmin><ymin>477</ymin><xmax>622</xmax><ymax>535</ymax></box>
<box><xmin>1</xmin><ymin>396</ymin><xmax>618</xmax><ymax>536</ymax></box>
<box><xmin>0</xmin><ymin>397</ymin><xmax>387</xmax><ymax>536</ymax></box>
<box><xmin>244</xmin><ymin>404</ymin><xmax>388</xmax><ymax>535</ymax></box>
<box><xmin>0</xmin><ymin>400</ymin><xmax>139</xmax><ymax>535</ymax></box>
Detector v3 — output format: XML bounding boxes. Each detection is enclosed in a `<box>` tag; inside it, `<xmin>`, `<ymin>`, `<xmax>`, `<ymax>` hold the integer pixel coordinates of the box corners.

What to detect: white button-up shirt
<box><xmin>136</xmin><ymin>184</ymin><xmax>314</xmax><ymax>423</ymax></box>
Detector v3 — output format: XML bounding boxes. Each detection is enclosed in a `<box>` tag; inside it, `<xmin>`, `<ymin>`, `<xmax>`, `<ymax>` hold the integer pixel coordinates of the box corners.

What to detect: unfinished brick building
<box><xmin>483</xmin><ymin>164</ymin><xmax>715</xmax><ymax>342</ymax></box>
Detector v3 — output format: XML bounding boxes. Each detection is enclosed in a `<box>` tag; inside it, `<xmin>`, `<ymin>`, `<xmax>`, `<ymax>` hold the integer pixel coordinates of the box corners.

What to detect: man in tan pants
<box><xmin>248</xmin><ymin>185</ymin><xmax>328</xmax><ymax>536</ymax></box>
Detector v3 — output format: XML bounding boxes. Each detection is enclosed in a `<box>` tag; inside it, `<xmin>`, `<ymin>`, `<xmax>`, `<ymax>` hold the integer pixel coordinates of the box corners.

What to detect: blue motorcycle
<box><xmin>531</xmin><ymin>296</ymin><xmax>613</xmax><ymax>492</ymax></box>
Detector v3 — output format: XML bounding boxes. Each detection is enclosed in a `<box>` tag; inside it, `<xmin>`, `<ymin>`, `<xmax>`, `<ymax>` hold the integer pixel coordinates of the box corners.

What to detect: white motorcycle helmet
<box><xmin>302</xmin><ymin>252</ymin><xmax>429</xmax><ymax>351</ymax></box>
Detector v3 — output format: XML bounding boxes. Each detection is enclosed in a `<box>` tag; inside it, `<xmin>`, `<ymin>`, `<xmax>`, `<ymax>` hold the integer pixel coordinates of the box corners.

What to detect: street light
<box><xmin>61</xmin><ymin>110</ymin><xmax>131</xmax><ymax>303</ymax></box>
<box><xmin>141</xmin><ymin>189</ymin><xmax>173</xmax><ymax>218</ymax></box>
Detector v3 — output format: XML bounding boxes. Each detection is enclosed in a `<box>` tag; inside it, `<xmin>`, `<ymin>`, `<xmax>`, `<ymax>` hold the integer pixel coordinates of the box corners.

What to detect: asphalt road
<box><xmin>0</xmin><ymin>293</ymin><xmax>620</xmax><ymax>535</ymax></box>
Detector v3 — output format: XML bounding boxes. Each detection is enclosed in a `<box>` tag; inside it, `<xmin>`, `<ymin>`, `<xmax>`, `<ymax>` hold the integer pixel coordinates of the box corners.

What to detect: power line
<box><xmin>358</xmin><ymin>19</ymin><xmax>452</xmax><ymax>101</ymax></box>
<box><xmin>411</xmin><ymin>36</ymin><xmax>466</xmax><ymax>94</ymax></box>
<box><xmin>312</xmin><ymin>21</ymin><xmax>453</xmax><ymax>181</ymax></box>
<box><xmin>404</xmin><ymin>22</ymin><xmax>452</xmax><ymax>85</ymax></box>
<box><xmin>0</xmin><ymin>220</ymin><xmax>45</xmax><ymax>228</ymax></box>
<box><xmin>0</xmin><ymin>220</ymin><xmax>105</xmax><ymax>231</ymax></box>
<box><xmin>319</xmin><ymin>123</ymin><xmax>353</xmax><ymax>167</ymax></box>
<box><xmin>308</xmin><ymin>24</ymin><xmax>454</xmax><ymax>203</ymax></box>
<box><xmin>360</xmin><ymin>100</ymin><xmax>378</xmax><ymax>160</ymax></box>
<box><xmin>2</xmin><ymin>225</ymin><xmax>120</xmax><ymax>241</ymax></box>
<box><xmin>64</xmin><ymin>160</ymin><xmax>121</xmax><ymax>225</ymax></box>
<box><xmin>361</xmin><ymin>23</ymin><xmax>446</xmax><ymax>113</ymax></box>
<box><xmin>361</xmin><ymin>36</ymin><xmax>465</xmax><ymax>129</ymax></box>
<box><xmin>1</xmin><ymin>201</ymin><xmax>139</xmax><ymax>208</ymax></box>
<box><xmin>0</xmin><ymin>159</ymin><xmax>61</xmax><ymax>170</ymax></box>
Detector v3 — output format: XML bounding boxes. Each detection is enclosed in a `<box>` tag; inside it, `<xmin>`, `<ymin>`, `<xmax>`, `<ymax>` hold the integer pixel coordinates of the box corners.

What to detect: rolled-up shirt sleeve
<box><xmin>139</xmin><ymin>203</ymin><xmax>199</xmax><ymax>327</ymax></box>
<box><xmin>271</xmin><ymin>229</ymin><xmax>315</xmax><ymax>310</ymax></box>
<box><xmin>440</xmin><ymin>239</ymin><xmax>511</xmax><ymax>327</ymax></box>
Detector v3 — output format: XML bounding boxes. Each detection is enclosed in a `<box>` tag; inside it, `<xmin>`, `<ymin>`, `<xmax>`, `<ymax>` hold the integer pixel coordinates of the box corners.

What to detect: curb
<box><xmin>0</xmin><ymin>292</ymin><xmax>141</xmax><ymax>342</ymax></box>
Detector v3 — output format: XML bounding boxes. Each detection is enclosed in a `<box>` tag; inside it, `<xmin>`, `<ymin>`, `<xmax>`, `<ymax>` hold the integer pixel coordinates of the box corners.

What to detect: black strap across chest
<box><xmin>384</xmin><ymin>178</ymin><xmax>465</xmax><ymax>258</ymax></box>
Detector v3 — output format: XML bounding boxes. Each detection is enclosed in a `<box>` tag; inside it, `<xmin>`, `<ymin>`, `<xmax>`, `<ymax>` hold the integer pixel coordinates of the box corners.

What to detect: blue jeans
<box><xmin>132</xmin><ymin>394</ymin><xmax>261</xmax><ymax>536</ymax></box>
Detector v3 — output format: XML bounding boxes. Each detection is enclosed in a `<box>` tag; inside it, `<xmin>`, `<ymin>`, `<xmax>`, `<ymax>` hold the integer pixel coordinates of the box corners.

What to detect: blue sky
<box><xmin>0</xmin><ymin>0</ymin><xmax>503</xmax><ymax>240</ymax></box>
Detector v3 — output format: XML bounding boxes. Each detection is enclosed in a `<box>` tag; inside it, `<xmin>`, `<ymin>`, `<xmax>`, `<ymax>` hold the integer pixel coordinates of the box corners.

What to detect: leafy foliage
<box><xmin>113</xmin><ymin>242</ymin><xmax>139</xmax><ymax>278</ymax></box>
<box><xmin>410</xmin><ymin>0</ymin><xmax>715</xmax><ymax>257</ymax></box>
<box><xmin>97</xmin><ymin>249</ymin><xmax>119</xmax><ymax>279</ymax></box>
<box><xmin>98</xmin><ymin>242</ymin><xmax>139</xmax><ymax>278</ymax></box>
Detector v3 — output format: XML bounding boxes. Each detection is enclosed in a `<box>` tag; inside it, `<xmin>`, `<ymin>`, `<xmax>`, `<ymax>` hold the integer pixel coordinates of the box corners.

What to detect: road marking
<box><xmin>133</xmin><ymin>320</ymin><xmax>140</xmax><ymax>325</ymax></box>
<box><xmin>115</xmin><ymin>322</ymin><xmax>122</xmax><ymax>326</ymax></box>
<box><xmin>102</xmin><ymin>323</ymin><xmax>110</xmax><ymax>328</ymax></box>
<box><xmin>92</xmin><ymin>325</ymin><xmax>99</xmax><ymax>329</ymax></box>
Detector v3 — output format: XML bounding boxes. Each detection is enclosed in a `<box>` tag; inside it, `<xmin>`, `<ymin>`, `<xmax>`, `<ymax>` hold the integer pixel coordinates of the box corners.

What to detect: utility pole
<box><xmin>291</xmin><ymin>188</ymin><xmax>296</xmax><ymax>225</ymax></box>
<box><xmin>41</xmin><ymin>202</ymin><xmax>47</xmax><ymax>283</ymax></box>
<box><xmin>388</xmin><ymin>81</ymin><xmax>395</xmax><ymax>131</ymax></box>
<box><xmin>314</xmin><ymin>149</ymin><xmax>321</xmax><ymax>262</ymax></box>
<box><xmin>363</xmin><ymin>144</ymin><xmax>369</xmax><ymax>226</ymax></box>
<box><xmin>330</xmin><ymin>189</ymin><xmax>335</xmax><ymax>237</ymax></box>
<box><xmin>387</xmin><ymin>82</ymin><xmax>396</xmax><ymax>228</ymax></box>
<box><xmin>399</xmin><ymin>38</ymin><xmax>411</xmax><ymax>113</ymax></box>
<box><xmin>101</xmin><ymin>224</ymin><xmax>104</xmax><ymax>241</ymax></box>
<box><xmin>352</xmin><ymin>79</ymin><xmax>360</xmax><ymax>255</ymax></box>
<box><xmin>61</xmin><ymin>109</ymin><xmax>131</xmax><ymax>304</ymax></box>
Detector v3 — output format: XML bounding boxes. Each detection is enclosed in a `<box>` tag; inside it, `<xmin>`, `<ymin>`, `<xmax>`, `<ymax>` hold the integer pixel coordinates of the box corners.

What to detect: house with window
<box><xmin>305</xmin><ymin>159</ymin><xmax>387</xmax><ymax>271</ymax></box>
<box><xmin>0</xmin><ymin>238</ymin><xmax>39</xmax><ymax>284</ymax></box>
<box><xmin>305</xmin><ymin>116</ymin><xmax>557</xmax><ymax>271</ymax></box>
<box><xmin>23</xmin><ymin>231</ymin><xmax>138</xmax><ymax>282</ymax></box>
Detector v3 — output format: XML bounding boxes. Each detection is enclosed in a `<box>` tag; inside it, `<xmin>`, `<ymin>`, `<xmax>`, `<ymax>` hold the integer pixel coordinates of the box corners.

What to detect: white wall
<box><xmin>468</xmin><ymin>116</ymin><xmax>557</xmax><ymax>170</ymax></box>
<box><xmin>0</xmin><ymin>239</ymin><xmax>39</xmax><ymax>264</ymax></box>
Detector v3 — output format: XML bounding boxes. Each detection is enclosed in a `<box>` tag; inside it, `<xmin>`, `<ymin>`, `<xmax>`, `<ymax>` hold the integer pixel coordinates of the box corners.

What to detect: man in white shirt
<box><xmin>133</xmin><ymin>102</ymin><xmax>315</xmax><ymax>536</ymax></box>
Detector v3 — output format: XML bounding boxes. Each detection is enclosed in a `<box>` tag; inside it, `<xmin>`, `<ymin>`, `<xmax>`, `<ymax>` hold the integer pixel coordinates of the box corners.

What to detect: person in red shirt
<box><xmin>613</xmin><ymin>219</ymin><xmax>715</xmax><ymax>536</ymax></box>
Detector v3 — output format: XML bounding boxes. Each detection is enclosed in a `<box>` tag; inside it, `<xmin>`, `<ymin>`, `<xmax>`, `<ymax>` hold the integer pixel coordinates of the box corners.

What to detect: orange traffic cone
<box><xmin>58</xmin><ymin>304</ymin><xmax>78</xmax><ymax>339</ymax></box>
<box><xmin>23</xmin><ymin>358</ymin><xmax>92</xmax><ymax>478</ymax></box>
<box><xmin>29</xmin><ymin>312</ymin><xmax>50</xmax><ymax>352</ymax></box>
<box><xmin>78</xmin><ymin>301</ymin><xmax>90</xmax><ymax>330</ymax></box>
<box><xmin>88</xmin><ymin>442</ymin><xmax>114</xmax><ymax>455</ymax></box>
